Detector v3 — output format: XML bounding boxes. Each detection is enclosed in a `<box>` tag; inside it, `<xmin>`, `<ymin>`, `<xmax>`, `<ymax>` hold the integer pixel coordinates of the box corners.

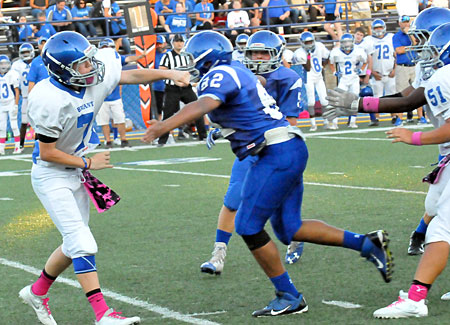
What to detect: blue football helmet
<box><xmin>180</xmin><ymin>31</ymin><xmax>233</xmax><ymax>83</ymax></box>
<box><xmin>340</xmin><ymin>33</ymin><xmax>354</xmax><ymax>52</ymax></box>
<box><xmin>300</xmin><ymin>31</ymin><xmax>315</xmax><ymax>52</ymax></box>
<box><xmin>278</xmin><ymin>34</ymin><xmax>287</xmax><ymax>51</ymax></box>
<box><xmin>420</xmin><ymin>22</ymin><xmax>450</xmax><ymax>80</ymax></box>
<box><xmin>360</xmin><ymin>86</ymin><xmax>373</xmax><ymax>97</ymax></box>
<box><xmin>19</xmin><ymin>43</ymin><xmax>35</xmax><ymax>61</ymax></box>
<box><xmin>372</xmin><ymin>19</ymin><xmax>386</xmax><ymax>38</ymax></box>
<box><xmin>244</xmin><ymin>30</ymin><xmax>283</xmax><ymax>74</ymax></box>
<box><xmin>236</xmin><ymin>33</ymin><xmax>249</xmax><ymax>51</ymax></box>
<box><xmin>407</xmin><ymin>7</ymin><xmax>450</xmax><ymax>63</ymax></box>
<box><xmin>98</xmin><ymin>38</ymin><xmax>115</xmax><ymax>49</ymax></box>
<box><xmin>42</xmin><ymin>31</ymin><xmax>105</xmax><ymax>87</ymax></box>
<box><xmin>0</xmin><ymin>55</ymin><xmax>11</xmax><ymax>75</ymax></box>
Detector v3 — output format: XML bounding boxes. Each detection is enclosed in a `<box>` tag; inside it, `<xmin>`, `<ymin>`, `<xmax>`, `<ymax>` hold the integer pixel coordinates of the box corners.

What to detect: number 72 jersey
<box><xmin>197</xmin><ymin>63</ymin><xmax>289</xmax><ymax>160</ymax></box>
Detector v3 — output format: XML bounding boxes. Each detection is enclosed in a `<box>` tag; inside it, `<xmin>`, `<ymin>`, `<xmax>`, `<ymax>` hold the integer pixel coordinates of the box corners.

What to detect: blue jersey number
<box><xmin>312</xmin><ymin>57</ymin><xmax>321</xmax><ymax>73</ymax></box>
<box><xmin>1</xmin><ymin>82</ymin><xmax>10</xmax><ymax>99</ymax></box>
<box><xmin>75</xmin><ymin>112</ymin><xmax>94</xmax><ymax>152</ymax></box>
<box><xmin>344</xmin><ymin>61</ymin><xmax>352</xmax><ymax>75</ymax></box>
<box><xmin>22</xmin><ymin>71</ymin><xmax>29</xmax><ymax>87</ymax></box>
<box><xmin>427</xmin><ymin>86</ymin><xmax>448</xmax><ymax>107</ymax></box>
<box><xmin>375</xmin><ymin>44</ymin><xmax>390</xmax><ymax>60</ymax></box>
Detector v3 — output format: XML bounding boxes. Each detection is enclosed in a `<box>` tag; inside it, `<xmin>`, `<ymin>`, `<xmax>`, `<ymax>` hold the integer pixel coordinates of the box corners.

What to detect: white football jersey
<box><xmin>424</xmin><ymin>65</ymin><xmax>450</xmax><ymax>156</ymax></box>
<box><xmin>294</xmin><ymin>42</ymin><xmax>329</xmax><ymax>81</ymax></box>
<box><xmin>412</xmin><ymin>64</ymin><xmax>428</xmax><ymax>89</ymax></box>
<box><xmin>232</xmin><ymin>50</ymin><xmax>245</xmax><ymax>63</ymax></box>
<box><xmin>0</xmin><ymin>69</ymin><xmax>19</xmax><ymax>105</ymax></box>
<box><xmin>282</xmin><ymin>48</ymin><xmax>294</xmax><ymax>64</ymax></box>
<box><xmin>354</xmin><ymin>38</ymin><xmax>374</xmax><ymax>73</ymax></box>
<box><xmin>11</xmin><ymin>59</ymin><xmax>31</xmax><ymax>98</ymax></box>
<box><xmin>365</xmin><ymin>34</ymin><xmax>395</xmax><ymax>75</ymax></box>
<box><xmin>28</xmin><ymin>48</ymin><xmax>122</xmax><ymax>164</ymax></box>
<box><xmin>329</xmin><ymin>47</ymin><xmax>367</xmax><ymax>82</ymax></box>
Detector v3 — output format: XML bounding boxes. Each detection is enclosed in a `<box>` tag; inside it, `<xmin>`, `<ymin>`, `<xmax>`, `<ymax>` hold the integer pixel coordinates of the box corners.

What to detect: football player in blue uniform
<box><xmin>200</xmin><ymin>30</ymin><xmax>304</xmax><ymax>275</ymax></box>
<box><xmin>143</xmin><ymin>30</ymin><xmax>393</xmax><ymax>318</ymax></box>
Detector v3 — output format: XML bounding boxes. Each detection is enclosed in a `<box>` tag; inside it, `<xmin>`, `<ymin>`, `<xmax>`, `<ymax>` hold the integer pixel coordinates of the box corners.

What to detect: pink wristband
<box><xmin>366</xmin><ymin>69</ymin><xmax>372</xmax><ymax>76</ymax></box>
<box><xmin>362</xmin><ymin>97</ymin><xmax>379</xmax><ymax>113</ymax></box>
<box><xmin>411</xmin><ymin>132</ymin><xmax>423</xmax><ymax>146</ymax></box>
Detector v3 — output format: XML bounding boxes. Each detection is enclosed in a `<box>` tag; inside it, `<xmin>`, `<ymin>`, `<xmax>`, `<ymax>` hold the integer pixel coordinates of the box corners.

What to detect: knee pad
<box><xmin>72</xmin><ymin>255</ymin><xmax>97</xmax><ymax>274</ymax></box>
<box><xmin>242</xmin><ymin>230</ymin><xmax>271</xmax><ymax>251</ymax></box>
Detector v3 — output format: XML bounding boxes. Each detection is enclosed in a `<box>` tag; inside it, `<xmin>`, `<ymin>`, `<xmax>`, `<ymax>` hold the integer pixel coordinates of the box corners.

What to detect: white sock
<box><xmin>310</xmin><ymin>117</ymin><xmax>316</xmax><ymax>126</ymax></box>
<box><xmin>350</xmin><ymin>116</ymin><xmax>356</xmax><ymax>125</ymax></box>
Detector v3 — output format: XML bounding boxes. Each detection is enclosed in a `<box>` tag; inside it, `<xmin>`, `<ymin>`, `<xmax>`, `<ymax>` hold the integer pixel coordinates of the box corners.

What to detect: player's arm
<box><xmin>119</xmin><ymin>69</ymin><xmax>189</xmax><ymax>87</ymax></box>
<box><xmin>124</xmin><ymin>54</ymin><xmax>145</xmax><ymax>64</ymax></box>
<box><xmin>142</xmin><ymin>96</ymin><xmax>220</xmax><ymax>143</ymax></box>
<box><xmin>387</xmin><ymin>118</ymin><xmax>450</xmax><ymax>145</ymax></box>
<box><xmin>14</xmin><ymin>87</ymin><xmax>20</xmax><ymax>105</ymax></box>
<box><xmin>37</xmin><ymin>136</ymin><xmax>112</xmax><ymax>169</ymax></box>
<box><xmin>28</xmin><ymin>81</ymin><xmax>35</xmax><ymax>93</ymax></box>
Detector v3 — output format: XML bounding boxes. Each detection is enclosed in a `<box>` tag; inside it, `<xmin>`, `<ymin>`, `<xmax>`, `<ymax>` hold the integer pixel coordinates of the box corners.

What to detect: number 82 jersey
<box><xmin>198</xmin><ymin>63</ymin><xmax>289</xmax><ymax>160</ymax></box>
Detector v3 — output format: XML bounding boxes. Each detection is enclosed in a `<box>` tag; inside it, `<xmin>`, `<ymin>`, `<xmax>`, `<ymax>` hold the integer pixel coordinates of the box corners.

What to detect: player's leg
<box><xmin>19</xmin><ymin>98</ymin><xmax>28</xmax><ymax>150</ymax></box>
<box><xmin>96</xmin><ymin>103</ymin><xmax>112</xmax><ymax>148</ymax></box>
<box><xmin>201</xmin><ymin>156</ymin><xmax>256</xmax><ymax>275</ymax></box>
<box><xmin>110</xmin><ymin>99</ymin><xmax>130</xmax><ymax>148</ymax></box>
<box><xmin>306</xmin><ymin>81</ymin><xmax>317</xmax><ymax>131</ymax></box>
<box><xmin>316</xmin><ymin>79</ymin><xmax>329</xmax><ymax>129</ymax></box>
<box><xmin>236</xmin><ymin>137</ymin><xmax>308</xmax><ymax>317</ymax></box>
<box><xmin>348</xmin><ymin>80</ymin><xmax>360</xmax><ymax>128</ymax></box>
<box><xmin>0</xmin><ymin>111</ymin><xmax>7</xmax><ymax>155</ymax></box>
<box><xmin>8</xmin><ymin>104</ymin><xmax>21</xmax><ymax>154</ymax></box>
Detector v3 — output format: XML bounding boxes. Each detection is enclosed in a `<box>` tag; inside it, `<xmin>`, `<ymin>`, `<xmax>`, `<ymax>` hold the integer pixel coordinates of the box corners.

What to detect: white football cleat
<box><xmin>349</xmin><ymin>123</ymin><xmax>358</xmax><ymax>129</ymax></box>
<box><xmin>95</xmin><ymin>308</ymin><xmax>140</xmax><ymax>324</ymax></box>
<box><xmin>13</xmin><ymin>146</ymin><xmax>23</xmax><ymax>154</ymax></box>
<box><xmin>373</xmin><ymin>295</ymin><xmax>428</xmax><ymax>319</ymax></box>
<box><xmin>200</xmin><ymin>242</ymin><xmax>227</xmax><ymax>275</ymax></box>
<box><xmin>441</xmin><ymin>292</ymin><xmax>450</xmax><ymax>300</ymax></box>
<box><xmin>113</xmin><ymin>138</ymin><xmax>121</xmax><ymax>146</ymax></box>
<box><xmin>19</xmin><ymin>285</ymin><xmax>57</xmax><ymax>325</ymax></box>
<box><xmin>309</xmin><ymin>125</ymin><xmax>317</xmax><ymax>132</ymax></box>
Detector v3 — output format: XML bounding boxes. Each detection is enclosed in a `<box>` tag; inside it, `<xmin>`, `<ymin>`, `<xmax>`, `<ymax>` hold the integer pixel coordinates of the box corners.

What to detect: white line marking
<box><xmin>0</xmin><ymin>258</ymin><xmax>220</xmax><ymax>325</ymax></box>
<box><xmin>314</xmin><ymin>136</ymin><xmax>390</xmax><ymax>141</ymax></box>
<box><xmin>322</xmin><ymin>300</ymin><xmax>362</xmax><ymax>309</ymax></box>
<box><xmin>0</xmin><ymin>197</ymin><xmax>13</xmax><ymax>200</ymax></box>
<box><xmin>115</xmin><ymin>166</ymin><xmax>427</xmax><ymax>195</ymax></box>
<box><xmin>305</xmin><ymin>124</ymin><xmax>433</xmax><ymax>137</ymax></box>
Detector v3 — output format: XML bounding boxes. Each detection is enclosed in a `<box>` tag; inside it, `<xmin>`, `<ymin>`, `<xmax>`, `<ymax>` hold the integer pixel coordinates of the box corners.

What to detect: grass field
<box><xmin>1</xmin><ymin>119</ymin><xmax>450</xmax><ymax>325</ymax></box>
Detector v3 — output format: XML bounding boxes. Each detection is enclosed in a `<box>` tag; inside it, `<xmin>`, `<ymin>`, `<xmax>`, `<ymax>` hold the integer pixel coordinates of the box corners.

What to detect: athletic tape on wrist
<box><xmin>411</xmin><ymin>132</ymin><xmax>423</xmax><ymax>146</ymax></box>
<box><xmin>362</xmin><ymin>97</ymin><xmax>379</xmax><ymax>113</ymax></box>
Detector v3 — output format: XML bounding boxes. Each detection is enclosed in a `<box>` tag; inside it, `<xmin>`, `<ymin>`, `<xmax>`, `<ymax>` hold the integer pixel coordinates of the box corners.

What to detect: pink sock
<box><xmin>14</xmin><ymin>136</ymin><xmax>20</xmax><ymax>142</ymax></box>
<box><xmin>408</xmin><ymin>284</ymin><xmax>428</xmax><ymax>302</ymax></box>
<box><xmin>31</xmin><ymin>271</ymin><xmax>55</xmax><ymax>296</ymax></box>
<box><xmin>88</xmin><ymin>292</ymin><xmax>109</xmax><ymax>321</ymax></box>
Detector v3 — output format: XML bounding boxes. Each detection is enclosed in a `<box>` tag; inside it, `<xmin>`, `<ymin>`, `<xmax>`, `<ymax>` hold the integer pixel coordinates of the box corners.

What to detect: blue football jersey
<box><xmin>198</xmin><ymin>63</ymin><xmax>289</xmax><ymax>160</ymax></box>
<box><xmin>262</xmin><ymin>66</ymin><xmax>302</xmax><ymax>118</ymax></box>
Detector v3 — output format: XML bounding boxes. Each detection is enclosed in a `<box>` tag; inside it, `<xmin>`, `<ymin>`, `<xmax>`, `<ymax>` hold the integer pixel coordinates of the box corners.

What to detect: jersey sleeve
<box><xmin>424</xmin><ymin>69</ymin><xmax>450</xmax><ymax>119</ymax></box>
<box><xmin>292</xmin><ymin>48</ymin><xmax>307</xmax><ymax>65</ymax></box>
<box><xmin>197</xmin><ymin>66</ymin><xmax>241</xmax><ymax>104</ymax></box>
<box><xmin>8</xmin><ymin>70</ymin><xmax>20</xmax><ymax>88</ymax></box>
<box><xmin>283</xmin><ymin>49</ymin><xmax>294</xmax><ymax>64</ymax></box>
<box><xmin>320</xmin><ymin>44</ymin><xmax>330</xmax><ymax>60</ymax></box>
<box><xmin>28</xmin><ymin>94</ymin><xmax>64</xmax><ymax>139</ymax></box>
<box><xmin>27</xmin><ymin>59</ymin><xmax>38</xmax><ymax>83</ymax></box>
<box><xmin>278</xmin><ymin>72</ymin><xmax>302</xmax><ymax>117</ymax></box>
<box><xmin>329</xmin><ymin>49</ymin><xmax>338</xmax><ymax>64</ymax></box>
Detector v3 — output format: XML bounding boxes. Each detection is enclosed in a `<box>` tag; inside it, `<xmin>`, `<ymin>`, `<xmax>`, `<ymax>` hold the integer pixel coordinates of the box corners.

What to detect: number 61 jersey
<box><xmin>198</xmin><ymin>63</ymin><xmax>289</xmax><ymax>160</ymax></box>
<box><xmin>28</xmin><ymin>48</ymin><xmax>122</xmax><ymax>165</ymax></box>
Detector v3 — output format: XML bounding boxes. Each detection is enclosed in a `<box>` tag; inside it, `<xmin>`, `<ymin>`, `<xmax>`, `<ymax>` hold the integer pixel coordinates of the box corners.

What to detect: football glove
<box><xmin>326</xmin><ymin>88</ymin><xmax>360</xmax><ymax>111</ymax></box>
<box><xmin>206</xmin><ymin>128</ymin><xmax>223</xmax><ymax>150</ymax></box>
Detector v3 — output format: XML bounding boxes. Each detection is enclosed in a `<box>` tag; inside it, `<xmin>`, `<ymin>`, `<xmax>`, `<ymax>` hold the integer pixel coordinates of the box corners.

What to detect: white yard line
<box><xmin>0</xmin><ymin>258</ymin><xmax>221</xmax><ymax>325</ymax></box>
<box><xmin>114</xmin><ymin>167</ymin><xmax>427</xmax><ymax>195</ymax></box>
<box><xmin>322</xmin><ymin>300</ymin><xmax>362</xmax><ymax>309</ymax></box>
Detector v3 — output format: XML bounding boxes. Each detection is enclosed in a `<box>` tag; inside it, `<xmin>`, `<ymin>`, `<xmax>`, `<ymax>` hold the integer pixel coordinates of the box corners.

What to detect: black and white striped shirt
<box><xmin>160</xmin><ymin>50</ymin><xmax>190</xmax><ymax>86</ymax></box>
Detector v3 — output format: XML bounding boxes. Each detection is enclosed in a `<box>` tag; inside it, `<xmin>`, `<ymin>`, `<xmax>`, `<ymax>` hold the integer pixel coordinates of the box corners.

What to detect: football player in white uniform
<box><xmin>326</xmin><ymin>22</ymin><xmax>450</xmax><ymax>318</ymax></box>
<box><xmin>11</xmin><ymin>43</ymin><xmax>34</xmax><ymax>152</ymax></box>
<box><xmin>295</xmin><ymin>31</ymin><xmax>330</xmax><ymax>131</ymax></box>
<box><xmin>0</xmin><ymin>55</ymin><xmax>20</xmax><ymax>155</ymax></box>
<box><xmin>18</xmin><ymin>31</ymin><xmax>189</xmax><ymax>325</ymax></box>
<box><xmin>329</xmin><ymin>33</ymin><xmax>367</xmax><ymax>128</ymax></box>
<box><xmin>232</xmin><ymin>33</ymin><xmax>249</xmax><ymax>63</ymax></box>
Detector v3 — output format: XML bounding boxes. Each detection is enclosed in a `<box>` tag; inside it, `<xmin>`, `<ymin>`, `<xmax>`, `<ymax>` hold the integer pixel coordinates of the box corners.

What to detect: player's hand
<box><xmin>172</xmin><ymin>70</ymin><xmax>190</xmax><ymax>87</ymax></box>
<box><xmin>206</xmin><ymin>128</ymin><xmax>222</xmax><ymax>150</ymax></box>
<box><xmin>322</xmin><ymin>105</ymin><xmax>338</xmax><ymax>122</ymax></box>
<box><xmin>326</xmin><ymin>88</ymin><xmax>359</xmax><ymax>111</ymax></box>
<box><xmin>142</xmin><ymin>119</ymin><xmax>164</xmax><ymax>143</ymax></box>
<box><xmin>386</xmin><ymin>127</ymin><xmax>413</xmax><ymax>144</ymax></box>
<box><xmin>389</xmin><ymin>69</ymin><xmax>395</xmax><ymax>78</ymax></box>
<box><xmin>372</xmin><ymin>71</ymin><xmax>382</xmax><ymax>80</ymax></box>
<box><xmin>334</xmin><ymin>71</ymin><xmax>342</xmax><ymax>78</ymax></box>
<box><xmin>90</xmin><ymin>151</ymin><xmax>113</xmax><ymax>170</ymax></box>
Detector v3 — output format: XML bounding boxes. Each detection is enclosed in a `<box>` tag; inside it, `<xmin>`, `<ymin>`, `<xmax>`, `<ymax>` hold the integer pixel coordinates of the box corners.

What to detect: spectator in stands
<box><xmin>153</xmin><ymin>35</ymin><xmax>167</xmax><ymax>121</ymax></box>
<box><xmin>164</xmin><ymin>2</ymin><xmax>191</xmax><ymax>36</ymax></box>
<box><xmin>396</xmin><ymin>0</ymin><xmax>420</xmax><ymax>18</ymax></box>
<box><xmin>90</xmin><ymin>0</ymin><xmax>107</xmax><ymax>35</ymax></box>
<box><xmin>31</xmin><ymin>0</ymin><xmax>49</xmax><ymax>18</ymax></box>
<box><xmin>226</xmin><ymin>0</ymin><xmax>251</xmax><ymax>43</ymax></box>
<box><xmin>71</xmin><ymin>0</ymin><xmax>97</xmax><ymax>37</ymax></box>
<box><xmin>322</xmin><ymin>0</ymin><xmax>342</xmax><ymax>43</ymax></box>
<box><xmin>33</xmin><ymin>11</ymin><xmax>57</xmax><ymax>38</ymax></box>
<box><xmin>17</xmin><ymin>15</ymin><xmax>34</xmax><ymax>42</ymax></box>
<box><xmin>194</xmin><ymin>0</ymin><xmax>214</xmax><ymax>30</ymax></box>
<box><xmin>393</xmin><ymin>15</ymin><xmax>426</xmax><ymax>124</ymax></box>
<box><xmin>178</xmin><ymin>0</ymin><xmax>195</xmax><ymax>12</ymax></box>
<box><xmin>350</xmin><ymin>0</ymin><xmax>371</xmax><ymax>35</ymax></box>
<box><xmin>154</xmin><ymin>0</ymin><xmax>177</xmax><ymax>26</ymax></box>
<box><xmin>241</xmin><ymin>0</ymin><xmax>263</xmax><ymax>30</ymax></box>
<box><xmin>47</xmin><ymin>0</ymin><xmax>73</xmax><ymax>32</ymax></box>
<box><xmin>27</xmin><ymin>37</ymin><xmax>48</xmax><ymax>94</ymax></box>
<box><xmin>261</xmin><ymin>0</ymin><xmax>293</xmax><ymax>36</ymax></box>
<box><xmin>102</xmin><ymin>1</ymin><xmax>131</xmax><ymax>54</ymax></box>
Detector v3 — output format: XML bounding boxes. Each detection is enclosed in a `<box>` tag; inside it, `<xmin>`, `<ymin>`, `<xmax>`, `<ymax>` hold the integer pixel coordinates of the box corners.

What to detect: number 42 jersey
<box><xmin>197</xmin><ymin>63</ymin><xmax>289</xmax><ymax>160</ymax></box>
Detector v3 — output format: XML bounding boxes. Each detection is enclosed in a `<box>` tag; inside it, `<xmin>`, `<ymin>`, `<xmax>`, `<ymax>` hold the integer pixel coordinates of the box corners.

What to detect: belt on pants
<box><xmin>264</xmin><ymin>126</ymin><xmax>305</xmax><ymax>146</ymax></box>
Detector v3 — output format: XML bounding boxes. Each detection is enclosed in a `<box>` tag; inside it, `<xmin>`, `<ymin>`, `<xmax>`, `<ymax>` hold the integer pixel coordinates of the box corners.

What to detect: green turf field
<box><xmin>1</xmin><ymin>120</ymin><xmax>449</xmax><ymax>324</ymax></box>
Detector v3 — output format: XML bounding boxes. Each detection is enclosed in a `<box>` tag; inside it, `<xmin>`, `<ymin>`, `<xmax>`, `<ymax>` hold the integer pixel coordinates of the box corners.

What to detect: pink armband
<box><xmin>362</xmin><ymin>97</ymin><xmax>379</xmax><ymax>112</ymax></box>
<box><xmin>411</xmin><ymin>132</ymin><xmax>423</xmax><ymax>146</ymax></box>
<box><xmin>307</xmin><ymin>54</ymin><xmax>311</xmax><ymax>60</ymax></box>
<box><xmin>366</xmin><ymin>69</ymin><xmax>372</xmax><ymax>76</ymax></box>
